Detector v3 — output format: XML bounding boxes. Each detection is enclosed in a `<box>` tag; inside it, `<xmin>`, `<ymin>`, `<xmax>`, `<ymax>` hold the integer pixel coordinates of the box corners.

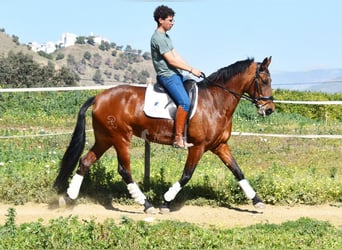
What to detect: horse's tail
<box><xmin>53</xmin><ymin>96</ymin><xmax>96</xmax><ymax>192</ymax></box>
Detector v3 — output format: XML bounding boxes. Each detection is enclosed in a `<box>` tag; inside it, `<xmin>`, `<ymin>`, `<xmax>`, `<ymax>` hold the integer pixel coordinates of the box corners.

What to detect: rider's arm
<box><xmin>163</xmin><ymin>49</ymin><xmax>202</xmax><ymax>77</ymax></box>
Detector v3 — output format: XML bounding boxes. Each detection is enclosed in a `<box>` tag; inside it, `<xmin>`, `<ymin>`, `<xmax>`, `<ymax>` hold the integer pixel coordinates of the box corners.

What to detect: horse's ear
<box><xmin>260</xmin><ymin>56</ymin><xmax>272</xmax><ymax>70</ymax></box>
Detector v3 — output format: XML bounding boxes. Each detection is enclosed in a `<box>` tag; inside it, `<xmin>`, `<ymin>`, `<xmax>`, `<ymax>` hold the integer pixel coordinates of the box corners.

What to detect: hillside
<box><xmin>0</xmin><ymin>31</ymin><xmax>156</xmax><ymax>86</ymax></box>
<box><xmin>51</xmin><ymin>43</ymin><xmax>156</xmax><ymax>86</ymax></box>
<box><xmin>0</xmin><ymin>32</ymin><xmax>49</xmax><ymax>66</ymax></box>
<box><xmin>2</xmin><ymin>31</ymin><xmax>341</xmax><ymax>92</ymax></box>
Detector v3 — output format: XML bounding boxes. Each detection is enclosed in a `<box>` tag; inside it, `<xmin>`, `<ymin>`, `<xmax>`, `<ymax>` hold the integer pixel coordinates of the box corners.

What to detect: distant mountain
<box><xmin>272</xmin><ymin>69</ymin><xmax>342</xmax><ymax>93</ymax></box>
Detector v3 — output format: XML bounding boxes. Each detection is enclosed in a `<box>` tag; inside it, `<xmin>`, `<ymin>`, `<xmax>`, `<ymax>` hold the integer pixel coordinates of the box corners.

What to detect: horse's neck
<box><xmin>208</xmin><ymin>83</ymin><xmax>241</xmax><ymax>114</ymax></box>
<box><xmin>228</xmin><ymin>68</ymin><xmax>256</xmax><ymax>99</ymax></box>
<box><xmin>219</xmin><ymin>74</ymin><xmax>253</xmax><ymax>111</ymax></box>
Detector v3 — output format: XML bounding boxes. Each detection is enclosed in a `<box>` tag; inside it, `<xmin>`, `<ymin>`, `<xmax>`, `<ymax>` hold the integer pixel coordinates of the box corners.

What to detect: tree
<box><xmin>83</xmin><ymin>51</ymin><xmax>91</xmax><ymax>61</ymax></box>
<box><xmin>110</xmin><ymin>42</ymin><xmax>116</xmax><ymax>49</ymax></box>
<box><xmin>137</xmin><ymin>70</ymin><xmax>150</xmax><ymax>84</ymax></box>
<box><xmin>92</xmin><ymin>69</ymin><xmax>104</xmax><ymax>84</ymax></box>
<box><xmin>99</xmin><ymin>41</ymin><xmax>110</xmax><ymax>51</ymax></box>
<box><xmin>125</xmin><ymin>45</ymin><xmax>132</xmax><ymax>52</ymax></box>
<box><xmin>91</xmin><ymin>53</ymin><xmax>102</xmax><ymax>69</ymax></box>
<box><xmin>75</xmin><ymin>36</ymin><xmax>86</xmax><ymax>44</ymax></box>
<box><xmin>142</xmin><ymin>52</ymin><xmax>152</xmax><ymax>60</ymax></box>
<box><xmin>38</xmin><ymin>51</ymin><xmax>53</xmax><ymax>60</ymax></box>
<box><xmin>11</xmin><ymin>35</ymin><xmax>19</xmax><ymax>45</ymax></box>
<box><xmin>54</xmin><ymin>66</ymin><xmax>80</xmax><ymax>86</ymax></box>
<box><xmin>0</xmin><ymin>51</ymin><xmax>79</xmax><ymax>88</ymax></box>
<box><xmin>56</xmin><ymin>53</ymin><xmax>65</xmax><ymax>60</ymax></box>
<box><xmin>87</xmin><ymin>36</ymin><xmax>95</xmax><ymax>46</ymax></box>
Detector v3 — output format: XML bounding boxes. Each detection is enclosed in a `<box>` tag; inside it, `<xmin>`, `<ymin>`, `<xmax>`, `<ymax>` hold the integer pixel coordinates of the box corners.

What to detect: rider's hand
<box><xmin>190</xmin><ymin>68</ymin><xmax>202</xmax><ymax>78</ymax></box>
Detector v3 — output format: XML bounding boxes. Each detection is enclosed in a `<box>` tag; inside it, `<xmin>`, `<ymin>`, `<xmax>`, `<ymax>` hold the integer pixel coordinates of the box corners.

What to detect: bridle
<box><xmin>202</xmin><ymin>66</ymin><xmax>274</xmax><ymax>111</ymax></box>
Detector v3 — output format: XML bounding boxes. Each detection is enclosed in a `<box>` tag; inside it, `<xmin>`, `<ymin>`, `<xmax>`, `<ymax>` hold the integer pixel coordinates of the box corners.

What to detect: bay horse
<box><xmin>54</xmin><ymin>57</ymin><xmax>274</xmax><ymax>213</ymax></box>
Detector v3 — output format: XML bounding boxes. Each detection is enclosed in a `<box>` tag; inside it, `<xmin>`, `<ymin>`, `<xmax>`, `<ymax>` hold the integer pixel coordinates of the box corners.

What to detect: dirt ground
<box><xmin>1</xmin><ymin>201</ymin><xmax>341</xmax><ymax>228</ymax></box>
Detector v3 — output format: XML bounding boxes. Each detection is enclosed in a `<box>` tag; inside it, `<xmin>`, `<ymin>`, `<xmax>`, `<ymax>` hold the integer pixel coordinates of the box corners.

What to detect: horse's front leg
<box><xmin>213</xmin><ymin>143</ymin><xmax>265</xmax><ymax>209</ymax></box>
<box><xmin>160</xmin><ymin>147</ymin><xmax>204</xmax><ymax>213</ymax></box>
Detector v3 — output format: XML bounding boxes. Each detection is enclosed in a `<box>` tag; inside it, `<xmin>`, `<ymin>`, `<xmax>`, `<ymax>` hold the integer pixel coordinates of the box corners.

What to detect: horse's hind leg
<box><xmin>213</xmin><ymin>143</ymin><xmax>265</xmax><ymax>209</ymax></box>
<box><xmin>60</xmin><ymin>143</ymin><xmax>109</xmax><ymax>206</ymax></box>
<box><xmin>115</xmin><ymin>142</ymin><xmax>157</xmax><ymax>214</ymax></box>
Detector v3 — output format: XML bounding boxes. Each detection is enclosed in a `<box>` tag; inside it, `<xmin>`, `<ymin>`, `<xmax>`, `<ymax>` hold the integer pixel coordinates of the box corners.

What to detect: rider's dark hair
<box><xmin>153</xmin><ymin>5</ymin><xmax>175</xmax><ymax>24</ymax></box>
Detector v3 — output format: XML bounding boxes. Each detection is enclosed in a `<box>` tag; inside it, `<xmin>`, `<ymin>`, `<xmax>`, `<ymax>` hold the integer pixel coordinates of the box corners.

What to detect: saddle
<box><xmin>143</xmin><ymin>79</ymin><xmax>198</xmax><ymax>120</ymax></box>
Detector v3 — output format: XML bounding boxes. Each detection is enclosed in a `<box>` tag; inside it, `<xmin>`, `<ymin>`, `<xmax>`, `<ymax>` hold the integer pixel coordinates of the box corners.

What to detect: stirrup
<box><xmin>173</xmin><ymin>137</ymin><xmax>194</xmax><ymax>149</ymax></box>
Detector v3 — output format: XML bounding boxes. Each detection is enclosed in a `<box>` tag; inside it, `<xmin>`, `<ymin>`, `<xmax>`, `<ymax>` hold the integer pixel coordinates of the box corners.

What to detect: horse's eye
<box><xmin>261</xmin><ymin>76</ymin><xmax>271</xmax><ymax>85</ymax></box>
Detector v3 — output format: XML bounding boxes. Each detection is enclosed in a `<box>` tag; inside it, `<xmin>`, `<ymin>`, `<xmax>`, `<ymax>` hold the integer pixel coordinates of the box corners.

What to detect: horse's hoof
<box><xmin>254</xmin><ymin>202</ymin><xmax>265</xmax><ymax>209</ymax></box>
<box><xmin>58</xmin><ymin>194</ymin><xmax>73</xmax><ymax>208</ymax></box>
<box><xmin>159</xmin><ymin>202</ymin><xmax>171</xmax><ymax>214</ymax></box>
<box><xmin>143</xmin><ymin>200</ymin><xmax>157</xmax><ymax>214</ymax></box>
<box><xmin>159</xmin><ymin>207</ymin><xmax>171</xmax><ymax>214</ymax></box>
<box><xmin>252</xmin><ymin>195</ymin><xmax>265</xmax><ymax>209</ymax></box>
<box><xmin>144</xmin><ymin>206</ymin><xmax>158</xmax><ymax>214</ymax></box>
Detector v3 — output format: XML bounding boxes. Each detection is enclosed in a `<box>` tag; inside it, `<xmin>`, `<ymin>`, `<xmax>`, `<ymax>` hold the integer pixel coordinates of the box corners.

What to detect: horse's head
<box><xmin>247</xmin><ymin>56</ymin><xmax>275</xmax><ymax>116</ymax></box>
<box><xmin>199</xmin><ymin>57</ymin><xmax>275</xmax><ymax>116</ymax></box>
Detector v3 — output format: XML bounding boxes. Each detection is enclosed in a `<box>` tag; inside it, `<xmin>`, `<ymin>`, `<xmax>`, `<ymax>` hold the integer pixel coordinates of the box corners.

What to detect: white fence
<box><xmin>1</xmin><ymin>86</ymin><xmax>341</xmax><ymax>140</ymax></box>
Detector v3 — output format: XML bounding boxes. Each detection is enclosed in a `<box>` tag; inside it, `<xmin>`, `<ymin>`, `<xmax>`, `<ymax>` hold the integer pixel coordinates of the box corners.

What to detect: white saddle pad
<box><xmin>143</xmin><ymin>84</ymin><xmax>198</xmax><ymax>120</ymax></box>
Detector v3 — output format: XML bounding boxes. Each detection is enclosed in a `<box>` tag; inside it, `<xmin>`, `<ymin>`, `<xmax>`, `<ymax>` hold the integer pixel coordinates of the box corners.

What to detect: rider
<box><xmin>151</xmin><ymin>5</ymin><xmax>202</xmax><ymax>149</ymax></box>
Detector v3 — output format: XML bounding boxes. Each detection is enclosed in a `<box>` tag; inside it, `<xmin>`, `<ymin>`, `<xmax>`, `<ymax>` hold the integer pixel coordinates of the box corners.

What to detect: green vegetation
<box><xmin>0</xmin><ymin>89</ymin><xmax>341</xmax><ymax>207</ymax></box>
<box><xmin>0</xmin><ymin>209</ymin><xmax>342</xmax><ymax>249</ymax></box>
<box><xmin>0</xmin><ymin>51</ymin><xmax>80</xmax><ymax>88</ymax></box>
<box><xmin>1</xmin><ymin>29</ymin><xmax>341</xmax><ymax>249</ymax></box>
<box><xmin>274</xmin><ymin>89</ymin><xmax>342</xmax><ymax>121</ymax></box>
<box><xmin>0</xmin><ymin>89</ymin><xmax>341</xmax><ymax>249</ymax></box>
<box><xmin>1</xmin><ymin>208</ymin><xmax>341</xmax><ymax>249</ymax></box>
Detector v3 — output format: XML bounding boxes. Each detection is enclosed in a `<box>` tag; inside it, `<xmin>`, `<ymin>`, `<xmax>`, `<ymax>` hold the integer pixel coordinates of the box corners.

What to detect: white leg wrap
<box><xmin>164</xmin><ymin>182</ymin><xmax>182</xmax><ymax>202</ymax></box>
<box><xmin>67</xmin><ymin>174</ymin><xmax>84</xmax><ymax>200</ymax></box>
<box><xmin>127</xmin><ymin>183</ymin><xmax>146</xmax><ymax>205</ymax></box>
<box><xmin>238</xmin><ymin>179</ymin><xmax>256</xmax><ymax>200</ymax></box>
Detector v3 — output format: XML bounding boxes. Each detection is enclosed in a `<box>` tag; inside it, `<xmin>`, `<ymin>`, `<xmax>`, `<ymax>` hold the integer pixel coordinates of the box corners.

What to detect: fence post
<box><xmin>144</xmin><ymin>140</ymin><xmax>151</xmax><ymax>187</ymax></box>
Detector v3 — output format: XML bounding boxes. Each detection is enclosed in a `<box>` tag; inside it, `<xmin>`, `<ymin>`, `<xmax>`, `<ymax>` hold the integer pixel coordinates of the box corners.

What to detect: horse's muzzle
<box><xmin>257</xmin><ymin>103</ymin><xmax>275</xmax><ymax>117</ymax></box>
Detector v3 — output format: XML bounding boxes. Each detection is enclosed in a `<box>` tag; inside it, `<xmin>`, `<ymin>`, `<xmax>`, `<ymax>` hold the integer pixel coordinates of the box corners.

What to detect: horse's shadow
<box><xmin>167</xmin><ymin>196</ymin><xmax>263</xmax><ymax>215</ymax></box>
<box><xmin>48</xmin><ymin>193</ymin><xmax>145</xmax><ymax>215</ymax></box>
<box><xmin>223</xmin><ymin>204</ymin><xmax>263</xmax><ymax>214</ymax></box>
<box><xmin>48</xmin><ymin>180</ymin><xmax>263</xmax><ymax>215</ymax></box>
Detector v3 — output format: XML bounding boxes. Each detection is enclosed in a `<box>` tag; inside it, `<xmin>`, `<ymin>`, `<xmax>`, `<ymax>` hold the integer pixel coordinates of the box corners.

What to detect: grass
<box><xmin>1</xmin><ymin>90</ymin><xmax>341</xmax><ymax>249</ymax></box>
<box><xmin>1</xmin><ymin>208</ymin><xmax>341</xmax><ymax>249</ymax></box>
<box><xmin>0</xmin><ymin>131</ymin><xmax>341</xmax><ymax>207</ymax></box>
<box><xmin>0</xmin><ymin>90</ymin><xmax>341</xmax><ymax>206</ymax></box>
<box><xmin>0</xmin><ymin>91</ymin><xmax>342</xmax><ymax>205</ymax></box>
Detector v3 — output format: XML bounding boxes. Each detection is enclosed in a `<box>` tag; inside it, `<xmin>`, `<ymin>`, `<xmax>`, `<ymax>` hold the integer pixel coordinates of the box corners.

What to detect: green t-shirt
<box><xmin>150</xmin><ymin>30</ymin><xmax>182</xmax><ymax>77</ymax></box>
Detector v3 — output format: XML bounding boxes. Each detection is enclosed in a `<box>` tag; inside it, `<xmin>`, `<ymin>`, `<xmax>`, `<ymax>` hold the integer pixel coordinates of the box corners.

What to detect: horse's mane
<box><xmin>199</xmin><ymin>58</ymin><xmax>254</xmax><ymax>87</ymax></box>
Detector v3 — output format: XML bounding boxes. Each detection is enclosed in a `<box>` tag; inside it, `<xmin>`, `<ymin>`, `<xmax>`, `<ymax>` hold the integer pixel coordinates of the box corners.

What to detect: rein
<box><xmin>201</xmin><ymin>68</ymin><xmax>274</xmax><ymax>106</ymax></box>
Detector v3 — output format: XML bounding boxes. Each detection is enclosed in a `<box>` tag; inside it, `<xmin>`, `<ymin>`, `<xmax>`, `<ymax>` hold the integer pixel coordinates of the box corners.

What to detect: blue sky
<box><xmin>1</xmin><ymin>0</ymin><xmax>341</xmax><ymax>74</ymax></box>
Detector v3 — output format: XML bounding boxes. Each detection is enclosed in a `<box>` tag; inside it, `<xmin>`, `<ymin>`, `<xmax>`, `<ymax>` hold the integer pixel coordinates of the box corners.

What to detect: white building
<box><xmin>29</xmin><ymin>41</ymin><xmax>56</xmax><ymax>53</ymax></box>
<box><xmin>29</xmin><ymin>32</ymin><xmax>110</xmax><ymax>54</ymax></box>
<box><xmin>61</xmin><ymin>33</ymin><xmax>77</xmax><ymax>47</ymax></box>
